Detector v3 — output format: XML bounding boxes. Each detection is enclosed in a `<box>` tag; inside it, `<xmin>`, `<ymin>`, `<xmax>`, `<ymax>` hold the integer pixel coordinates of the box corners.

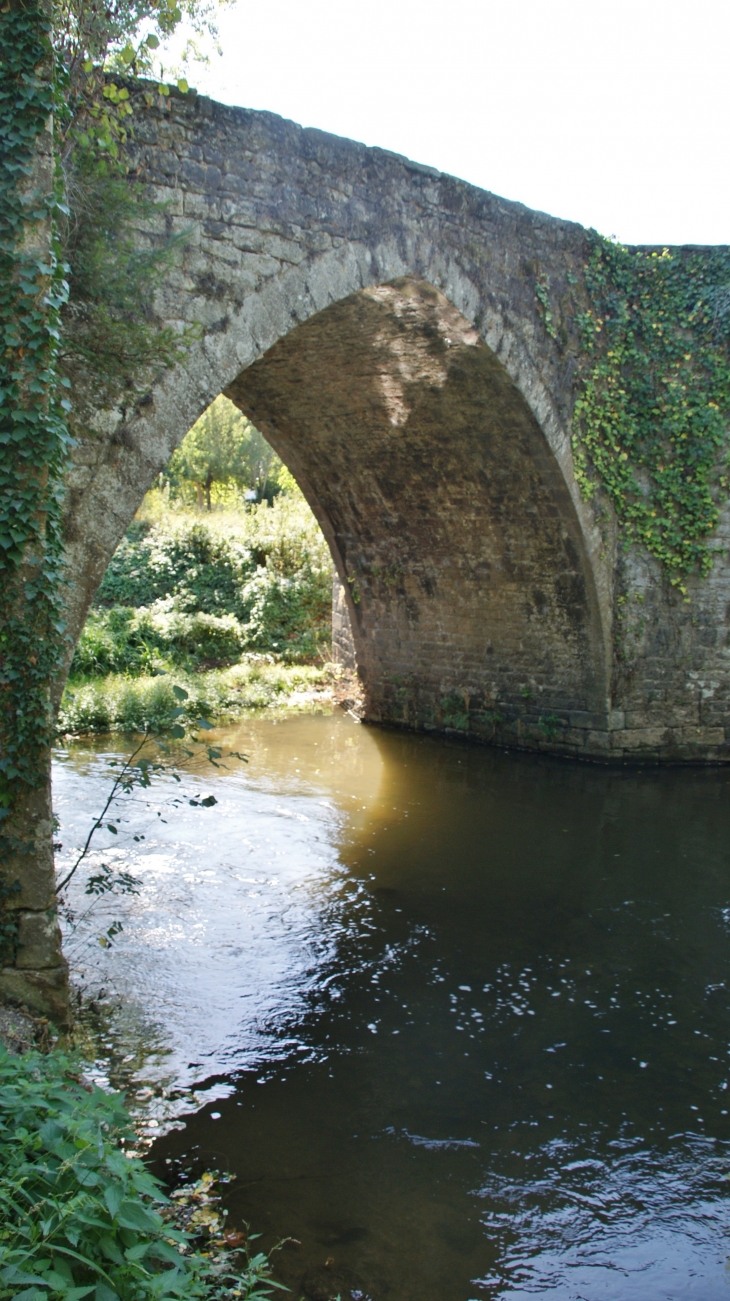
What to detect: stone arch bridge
<box><xmin>5</xmin><ymin>87</ymin><xmax>730</xmax><ymax>1021</ymax></box>
<box><xmin>62</xmin><ymin>86</ymin><xmax>730</xmax><ymax>762</ymax></box>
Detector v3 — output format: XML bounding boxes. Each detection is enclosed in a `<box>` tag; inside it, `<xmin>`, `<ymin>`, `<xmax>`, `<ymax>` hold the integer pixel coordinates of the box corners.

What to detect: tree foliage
<box><xmin>51</xmin><ymin>0</ymin><xmax>232</xmax><ymax>422</ymax></box>
<box><xmin>168</xmin><ymin>397</ymin><xmax>283</xmax><ymax>508</ymax></box>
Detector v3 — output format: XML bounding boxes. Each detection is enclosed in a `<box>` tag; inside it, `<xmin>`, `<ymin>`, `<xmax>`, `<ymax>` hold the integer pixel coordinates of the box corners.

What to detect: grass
<box><xmin>59</xmin><ymin>661</ymin><xmax>330</xmax><ymax>737</ymax></box>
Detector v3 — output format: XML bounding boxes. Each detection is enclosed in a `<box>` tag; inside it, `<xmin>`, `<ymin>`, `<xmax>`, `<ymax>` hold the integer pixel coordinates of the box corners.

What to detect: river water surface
<box><xmin>53</xmin><ymin>713</ymin><xmax>730</xmax><ymax>1300</ymax></box>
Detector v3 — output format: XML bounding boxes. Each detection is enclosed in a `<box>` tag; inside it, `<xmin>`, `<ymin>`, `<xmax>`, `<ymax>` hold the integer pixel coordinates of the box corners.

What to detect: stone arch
<box><xmin>62</xmin><ymin>267</ymin><xmax>609</xmax><ymax>747</ymax></box>
<box><xmin>224</xmin><ymin>278</ymin><xmax>608</xmax><ymax>737</ymax></box>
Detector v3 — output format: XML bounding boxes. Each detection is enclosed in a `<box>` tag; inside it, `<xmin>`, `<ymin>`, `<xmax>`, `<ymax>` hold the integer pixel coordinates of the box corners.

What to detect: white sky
<box><xmin>170</xmin><ymin>0</ymin><xmax>730</xmax><ymax>246</ymax></box>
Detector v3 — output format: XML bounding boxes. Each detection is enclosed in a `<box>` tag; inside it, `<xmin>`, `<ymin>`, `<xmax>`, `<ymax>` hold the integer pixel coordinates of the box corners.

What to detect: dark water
<box><xmin>53</xmin><ymin>714</ymin><xmax>730</xmax><ymax>1299</ymax></box>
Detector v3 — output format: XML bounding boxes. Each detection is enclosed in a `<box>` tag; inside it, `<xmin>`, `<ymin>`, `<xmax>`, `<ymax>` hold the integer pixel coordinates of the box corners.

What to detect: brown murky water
<box><xmin>54</xmin><ymin>713</ymin><xmax>730</xmax><ymax>1300</ymax></box>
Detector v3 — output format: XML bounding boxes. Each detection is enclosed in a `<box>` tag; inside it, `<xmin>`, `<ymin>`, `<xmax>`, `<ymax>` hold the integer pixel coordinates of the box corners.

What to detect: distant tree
<box><xmin>169</xmin><ymin>396</ymin><xmax>282</xmax><ymax>508</ymax></box>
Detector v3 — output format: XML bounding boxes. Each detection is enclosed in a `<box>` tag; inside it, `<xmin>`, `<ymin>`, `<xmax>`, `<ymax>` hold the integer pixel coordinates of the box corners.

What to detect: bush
<box><xmin>96</xmin><ymin>524</ymin><xmax>252</xmax><ymax>618</ymax></box>
<box><xmin>71</xmin><ymin>606</ymin><xmax>246</xmax><ymax>678</ymax></box>
<box><xmin>0</xmin><ymin>1047</ymin><xmax>279</xmax><ymax>1301</ymax></box>
<box><xmin>59</xmin><ymin>675</ymin><xmax>188</xmax><ymax>735</ymax></box>
<box><xmin>83</xmin><ymin>497</ymin><xmax>333</xmax><ymax>666</ymax></box>
<box><xmin>239</xmin><ymin>568</ymin><xmax>331</xmax><ymax>662</ymax></box>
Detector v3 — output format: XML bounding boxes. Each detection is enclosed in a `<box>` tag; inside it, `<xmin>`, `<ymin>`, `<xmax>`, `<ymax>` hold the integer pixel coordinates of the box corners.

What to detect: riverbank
<box><xmin>59</xmin><ymin>659</ymin><xmax>334</xmax><ymax>736</ymax></box>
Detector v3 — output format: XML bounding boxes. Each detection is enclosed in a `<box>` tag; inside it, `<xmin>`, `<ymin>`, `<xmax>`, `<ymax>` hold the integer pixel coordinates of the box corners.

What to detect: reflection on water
<box><xmin>53</xmin><ymin>715</ymin><xmax>730</xmax><ymax>1299</ymax></box>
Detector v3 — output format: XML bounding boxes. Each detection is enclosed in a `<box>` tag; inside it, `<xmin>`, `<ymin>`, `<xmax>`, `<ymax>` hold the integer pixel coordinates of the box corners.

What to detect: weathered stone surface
<box><xmin>0</xmin><ymin>966</ymin><xmax>69</xmax><ymax>1027</ymax></box>
<box><xmin>0</xmin><ymin>774</ymin><xmax>67</xmax><ymax>1023</ymax></box>
<box><xmin>3</xmin><ymin>779</ymin><xmax>56</xmax><ymax>912</ymax></box>
<box><xmin>332</xmin><ymin>572</ymin><xmax>356</xmax><ymax>670</ymax></box>
<box><xmin>52</xmin><ymin>83</ymin><xmax>730</xmax><ymax>766</ymax></box>
<box><xmin>15</xmin><ymin>910</ymin><xmax>64</xmax><ymax>970</ymax></box>
<box><xmin>0</xmin><ymin>1005</ymin><xmax>36</xmax><ymax>1054</ymax></box>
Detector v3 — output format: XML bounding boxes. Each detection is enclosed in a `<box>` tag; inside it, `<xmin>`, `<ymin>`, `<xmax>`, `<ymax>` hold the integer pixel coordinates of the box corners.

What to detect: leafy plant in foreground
<box><xmin>0</xmin><ymin>1048</ymin><xmax>281</xmax><ymax>1301</ymax></box>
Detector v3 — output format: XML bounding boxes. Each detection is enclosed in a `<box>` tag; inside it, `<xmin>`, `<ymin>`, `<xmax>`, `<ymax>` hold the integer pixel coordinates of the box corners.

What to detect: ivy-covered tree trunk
<box><xmin>0</xmin><ymin>0</ymin><xmax>70</xmax><ymax>1025</ymax></box>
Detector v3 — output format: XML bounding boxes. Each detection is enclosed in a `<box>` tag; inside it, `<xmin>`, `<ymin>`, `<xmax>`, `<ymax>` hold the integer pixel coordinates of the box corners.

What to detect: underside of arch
<box><xmin>226</xmin><ymin>278</ymin><xmax>607</xmax><ymax>746</ymax></box>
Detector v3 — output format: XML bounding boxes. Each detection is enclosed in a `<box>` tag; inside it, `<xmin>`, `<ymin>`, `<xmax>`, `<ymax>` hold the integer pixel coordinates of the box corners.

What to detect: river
<box><xmin>53</xmin><ymin>711</ymin><xmax>730</xmax><ymax>1300</ymax></box>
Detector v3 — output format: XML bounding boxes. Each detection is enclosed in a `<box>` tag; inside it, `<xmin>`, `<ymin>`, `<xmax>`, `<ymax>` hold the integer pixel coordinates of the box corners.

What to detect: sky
<box><xmin>166</xmin><ymin>0</ymin><xmax>730</xmax><ymax>247</ymax></box>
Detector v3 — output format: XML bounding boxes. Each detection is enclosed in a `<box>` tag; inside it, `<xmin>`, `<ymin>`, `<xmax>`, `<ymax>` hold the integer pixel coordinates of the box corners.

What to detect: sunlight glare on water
<box><xmin>53</xmin><ymin>713</ymin><xmax>730</xmax><ymax>1300</ymax></box>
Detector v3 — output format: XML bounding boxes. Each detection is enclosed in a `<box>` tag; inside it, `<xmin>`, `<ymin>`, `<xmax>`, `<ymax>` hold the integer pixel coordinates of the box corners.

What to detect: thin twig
<box><xmin>55</xmin><ymin>732</ymin><xmax>150</xmax><ymax>896</ymax></box>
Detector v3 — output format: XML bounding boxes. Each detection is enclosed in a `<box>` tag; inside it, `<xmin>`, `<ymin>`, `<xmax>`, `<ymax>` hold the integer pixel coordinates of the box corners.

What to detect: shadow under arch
<box><xmin>224</xmin><ymin>278</ymin><xmax>607</xmax><ymax>741</ymax></box>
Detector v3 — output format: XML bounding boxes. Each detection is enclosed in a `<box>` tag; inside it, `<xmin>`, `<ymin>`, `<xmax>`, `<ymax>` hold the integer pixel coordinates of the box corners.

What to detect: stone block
<box><xmin>678</xmin><ymin>726</ymin><xmax>726</xmax><ymax>746</ymax></box>
<box><xmin>566</xmin><ymin>710</ymin><xmax>607</xmax><ymax>730</ymax></box>
<box><xmin>179</xmin><ymin>158</ymin><xmax>207</xmax><ymax>188</ymax></box>
<box><xmin>147</xmin><ymin>185</ymin><xmax>183</xmax><ymax>215</ymax></box>
<box><xmin>220</xmin><ymin>198</ymin><xmax>259</xmax><ymax>227</ymax></box>
<box><xmin>15</xmin><ymin>911</ymin><xmax>64</xmax><ymax>970</ymax></box>
<box><xmin>0</xmin><ymin>964</ymin><xmax>69</xmax><ymax>1028</ymax></box>
<box><xmin>624</xmin><ymin>711</ymin><xmax>654</xmax><ymax>729</ymax></box>
<box><xmin>183</xmin><ymin>191</ymin><xmax>218</xmax><ymax>219</ymax></box>
<box><xmin>619</xmin><ymin>727</ymin><xmax>672</xmax><ymax>750</ymax></box>
<box><xmin>3</xmin><ymin>783</ymin><xmax>56</xmax><ymax>912</ymax></box>
<box><xmin>587</xmin><ymin>730</ymin><xmax>611</xmax><ymax>751</ymax></box>
<box><xmin>6</xmin><ymin>860</ymin><xmax>55</xmax><ymax>913</ymax></box>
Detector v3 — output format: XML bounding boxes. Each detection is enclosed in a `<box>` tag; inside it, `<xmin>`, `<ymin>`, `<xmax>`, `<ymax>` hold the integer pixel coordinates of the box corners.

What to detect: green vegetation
<box><xmin>167</xmin><ymin>397</ymin><xmax>283</xmax><ymax>509</ymax></box>
<box><xmin>59</xmin><ymin>662</ymin><xmax>328</xmax><ymax>736</ymax></box>
<box><xmin>0</xmin><ymin>0</ymin><xmax>225</xmax><ymax>831</ymax></box>
<box><xmin>61</xmin><ymin>481</ymin><xmax>334</xmax><ymax>735</ymax></box>
<box><xmin>88</xmin><ymin>492</ymin><xmax>330</xmax><ymax>662</ymax></box>
<box><xmin>571</xmin><ymin>236</ymin><xmax>730</xmax><ymax>588</ymax></box>
<box><xmin>0</xmin><ymin>6</ymin><xmax>72</xmax><ymax>825</ymax></box>
<box><xmin>59</xmin><ymin>156</ymin><xmax>194</xmax><ymax>424</ymax></box>
<box><xmin>0</xmin><ymin>1045</ymin><xmax>281</xmax><ymax>1301</ymax></box>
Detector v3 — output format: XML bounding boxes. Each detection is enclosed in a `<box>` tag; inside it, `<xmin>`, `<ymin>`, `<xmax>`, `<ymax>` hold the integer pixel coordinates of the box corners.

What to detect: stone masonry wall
<box><xmin>332</xmin><ymin>572</ymin><xmax>357</xmax><ymax>671</ymax></box>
